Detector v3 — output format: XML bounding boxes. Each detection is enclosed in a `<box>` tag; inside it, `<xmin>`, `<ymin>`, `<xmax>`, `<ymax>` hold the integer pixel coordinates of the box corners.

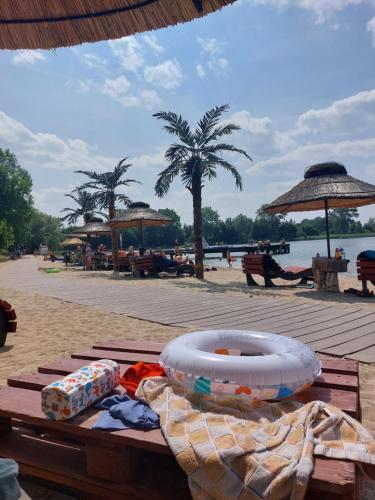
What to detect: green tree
<box><xmin>60</xmin><ymin>189</ymin><xmax>104</xmax><ymax>224</ymax></box>
<box><xmin>363</xmin><ymin>218</ymin><xmax>375</xmax><ymax>232</ymax></box>
<box><xmin>329</xmin><ymin>208</ymin><xmax>359</xmax><ymax>234</ymax></box>
<box><xmin>76</xmin><ymin>159</ymin><xmax>139</xmax><ymax>273</ymax></box>
<box><xmin>202</xmin><ymin>207</ymin><xmax>221</xmax><ymax>243</ymax></box>
<box><xmin>27</xmin><ymin>209</ymin><xmax>62</xmax><ymax>252</ymax></box>
<box><xmin>154</xmin><ymin>105</ymin><xmax>252</xmax><ymax>278</ymax></box>
<box><xmin>0</xmin><ymin>221</ymin><xmax>14</xmax><ymax>249</ymax></box>
<box><xmin>0</xmin><ymin>148</ymin><xmax>33</xmax><ymax>244</ymax></box>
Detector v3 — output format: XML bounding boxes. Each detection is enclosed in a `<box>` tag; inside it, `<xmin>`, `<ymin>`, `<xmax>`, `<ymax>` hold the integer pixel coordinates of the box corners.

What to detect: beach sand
<box><xmin>1</xmin><ymin>258</ymin><xmax>375</xmax><ymax>497</ymax></box>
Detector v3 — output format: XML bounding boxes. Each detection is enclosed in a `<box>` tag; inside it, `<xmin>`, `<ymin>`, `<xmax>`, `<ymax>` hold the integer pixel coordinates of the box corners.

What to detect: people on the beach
<box><xmin>85</xmin><ymin>243</ymin><xmax>93</xmax><ymax>271</ymax></box>
<box><xmin>226</xmin><ymin>249</ymin><xmax>232</xmax><ymax>268</ymax></box>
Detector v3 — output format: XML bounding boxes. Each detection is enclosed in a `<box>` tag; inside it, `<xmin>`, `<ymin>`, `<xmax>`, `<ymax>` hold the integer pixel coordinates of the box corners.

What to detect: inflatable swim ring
<box><xmin>44</xmin><ymin>268</ymin><xmax>61</xmax><ymax>274</ymax></box>
<box><xmin>160</xmin><ymin>330</ymin><xmax>321</xmax><ymax>400</ymax></box>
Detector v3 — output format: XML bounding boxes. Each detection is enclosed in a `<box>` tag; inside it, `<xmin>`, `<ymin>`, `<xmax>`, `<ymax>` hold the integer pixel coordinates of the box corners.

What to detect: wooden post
<box><xmin>324</xmin><ymin>199</ymin><xmax>331</xmax><ymax>258</ymax></box>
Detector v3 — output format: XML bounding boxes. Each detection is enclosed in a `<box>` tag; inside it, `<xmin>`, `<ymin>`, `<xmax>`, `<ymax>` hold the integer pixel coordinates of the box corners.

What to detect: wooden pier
<box><xmin>165</xmin><ymin>242</ymin><xmax>290</xmax><ymax>258</ymax></box>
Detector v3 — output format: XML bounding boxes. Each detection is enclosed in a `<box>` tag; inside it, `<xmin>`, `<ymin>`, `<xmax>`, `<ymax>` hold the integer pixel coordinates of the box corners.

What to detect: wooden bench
<box><xmin>0</xmin><ymin>339</ymin><xmax>362</xmax><ymax>499</ymax></box>
<box><xmin>242</xmin><ymin>254</ymin><xmax>314</xmax><ymax>287</ymax></box>
<box><xmin>357</xmin><ymin>257</ymin><xmax>375</xmax><ymax>297</ymax></box>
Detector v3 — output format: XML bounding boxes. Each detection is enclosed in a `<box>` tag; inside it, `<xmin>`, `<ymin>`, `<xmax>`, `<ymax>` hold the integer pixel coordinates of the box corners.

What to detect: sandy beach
<box><xmin>1</xmin><ymin>257</ymin><xmax>375</xmax><ymax>497</ymax></box>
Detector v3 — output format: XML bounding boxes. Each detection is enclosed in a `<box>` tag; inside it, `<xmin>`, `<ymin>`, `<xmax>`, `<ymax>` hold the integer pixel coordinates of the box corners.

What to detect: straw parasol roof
<box><xmin>0</xmin><ymin>0</ymin><xmax>237</xmax><ymax>50</ymax></box>
<box><xmin>74</xmin><ymin>219</ymin><xmax>111</xmax><ymax>237</ymax></box>
<box><xmin>109</xmin><ymin>201</ymin><xmax>172</xmax><ymax>228</ymax></box>
<box><xmin>61</xmin><ymin>237</ymin><xmax>85</xmax><ymax>247</ymax></box>
<box><xmin>109</xmin><ymin>201</ymin><xmax>172</xmax><ymax>245</ymax></box>
<box><xmin>265</xmin><ymin>162</ymin><xmax>375</xmax><ymax>258</ymax></box>
<box><xmin>266</xmin><ymin>162</ymin><xmax>375</xmax><ymax>214</ymax></box>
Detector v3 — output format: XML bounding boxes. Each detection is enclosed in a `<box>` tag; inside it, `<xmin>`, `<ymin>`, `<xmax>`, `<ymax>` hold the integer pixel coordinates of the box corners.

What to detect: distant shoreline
<box><xmin>292</xmin><ymin>233</ymin><xmax>375</xmax><ymax>242</ymax></box>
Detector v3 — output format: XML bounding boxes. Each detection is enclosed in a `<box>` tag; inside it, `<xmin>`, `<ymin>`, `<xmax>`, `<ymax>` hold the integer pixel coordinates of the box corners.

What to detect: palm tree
<box><xmin>76</xmin><ymin>159</ymin><xmax>139</xmax><ymax>273</ymax></box>
<box><xmin>154</xmin><ymin>104</ymin><xmax>252</xmax><ymax>279</ymax></box>
<box><xmin>60</xmin><ymin>189</ymin><xmax>103</xmax><ymax>225</ymax></box>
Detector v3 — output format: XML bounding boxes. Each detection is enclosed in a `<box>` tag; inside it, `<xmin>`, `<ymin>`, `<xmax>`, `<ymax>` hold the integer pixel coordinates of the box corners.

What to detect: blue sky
<box><xmin>1</xmin><ymin>0</ymin><xmax>375</xmax><ymax>224</ymax></box>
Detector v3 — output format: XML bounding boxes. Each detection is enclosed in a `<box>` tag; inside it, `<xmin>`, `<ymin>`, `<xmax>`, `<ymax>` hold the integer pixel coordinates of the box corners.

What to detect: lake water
<box><xmin>202</xmin><ymin>236</ymin><xmax>375</xmax><ymax>275</ymax></box>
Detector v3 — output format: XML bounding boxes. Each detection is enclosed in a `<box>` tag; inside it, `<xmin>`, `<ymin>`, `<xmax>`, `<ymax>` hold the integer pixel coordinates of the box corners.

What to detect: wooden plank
<box><xmin>280</xmin><ymin>309</ymin><xmax>366</xmax><ymax>337</ymax></box>
<box><xmin>288</xmin><ymin>387</ymin><xmax>358</xmax><ymax>417</ymax></box>
<box><xmin>310</xmin><ymin>321</ymin><xmax>375</xmax><ymax>351</ymax></box>
<box><xmin>314</xmin><ymin>372</ymin><xmax>358</xmax><ymax>391</ymax></box>
<box><xmin>93</xmin><ymin>339</ymin><xmax>166</xmax><ymax>354</ymax></box>
<box><xmin>175</xmin><ymin>302</ymin><xmax>315</xmax><ymax>328</ymax></box>
<box><xmin>322</xmin><ymin>331</ymin><xmax>375</xmax><ymax>357</ymax></box>
<box><xmin>320</xmin><ymin>358</ymin><xmax>358</xmax><ymax>375</ymax></box>
<box><xmin>186</xmin><ymin>302</ymin><xmax>314</xmax><ymax>327</ymax></box>
<box><xmin>135</xmin><ymin>299</ymin><xmax>286</xmax><ymax>323</ymax></box>
<box><xmin>71</xmin><ymin>349</ymin><xmax>159</xmax><ymax>365</ymax></box>
<box><xmin>0</xmin><ymin>431</ymin><xmax>183</xmax><ymax>500</ymax></box>
<box><xmin>347</xmin><ymin>344</ymin><xmax>375</xmax><ymax>363</ymax></box>
<box><xmin>38</xmin><ymin>357</ymin><xmax>131</xmax><ymax>376</ymax></box>
<box><xmin>7</xmin><ymin>372</ymin><xmax>61</xmax><ymax>390</ymax></box>
<box><xmin>308</xmin><ymin>458</ymin><xmax>355</xmax><ymax>498</ymax></box>
<box><xmin>0</xmin><ymin>386</ymin><xmax>168</xmax><ymax>453</ymax></box>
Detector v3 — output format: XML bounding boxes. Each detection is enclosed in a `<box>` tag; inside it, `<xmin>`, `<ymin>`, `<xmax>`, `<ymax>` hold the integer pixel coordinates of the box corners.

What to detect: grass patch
<box><xmin>0</xmin><ymin>249</ymin><xmax>8</xmax><ymax>262</ymax></box>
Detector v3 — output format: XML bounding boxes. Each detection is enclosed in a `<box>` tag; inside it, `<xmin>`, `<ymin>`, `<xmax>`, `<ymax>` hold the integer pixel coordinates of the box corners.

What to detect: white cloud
<box><xmin>251</xmin><ymin>137</ymin><xmax>375</xmax><ymax>175</ymax></box>
<box><xmin>196</xmin><ymin>64</ymin><xmax>206</xmax><ymax>79</ymax></box>
<box><xmin>240</xmin><ymin>0</ymin><xmax>367</xmax><ymax>24</ymax></box>
<box><xmin>102</xmin><ymin>75</ymin><xmax>161</xmax><ymax>109</ymax></box>
<box><xmin>143</xmin><ymin>34</ymin><xmax>164</xmax><ymax>54</ymax></box>
<box><xmin>229</xmin><ymin>111</ymin><xmax>273</xmax><ymax>135</ymax></box>
<box><xmin>367</xmin><ymin>16</ymin><xmax>375</xmax><ymax>46</ymax></box>
<box><xmin>144</xmin><ymin>58</ymin><xmax>183</xmax><ymax>90</ymax></box>
<box><xmin>296</xmin><ymin>88</ymin><xmax>375</xmax><ymax>135</ymax></box>
<box><xmin>81</xmin><ymin>53</ymin><xmax>107</xmax><ymax>71</ymax></box>
<box><xmin>0</xmin><ymin>110</ymin><xmax>117</xmax><ymax>171</ymax></box>
<box><xmin>108</xmin><ymin>36</ymin><xmax>144</xmax><ymax>72</ymax></box>
<box><xmin>12</xmin><ymin>50</ymin><xmax>45</xmax><ymax>65</ymax></box>
<box><xmin>65</xmin><ymin>79</ymin><xmax>93</xmax><ymax>93</ymax></box>
<box><xmin>197</xmin><ymin>36</ymin><xmax>229</xmax><ymax>75</ymax></box>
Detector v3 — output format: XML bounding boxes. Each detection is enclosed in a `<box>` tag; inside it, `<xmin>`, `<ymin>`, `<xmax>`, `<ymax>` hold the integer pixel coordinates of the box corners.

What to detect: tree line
<box><xmin>0</xmin><ymin>148</ymin><xmax>62</xmax><ymax>252</ymax></box>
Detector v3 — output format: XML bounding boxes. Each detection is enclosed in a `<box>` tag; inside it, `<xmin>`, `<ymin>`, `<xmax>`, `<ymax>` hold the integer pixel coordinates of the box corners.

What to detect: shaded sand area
<box><xmin>1</xmin><ymin>257</ymin><xmax>375</xmax><ymax>497</ymax></box>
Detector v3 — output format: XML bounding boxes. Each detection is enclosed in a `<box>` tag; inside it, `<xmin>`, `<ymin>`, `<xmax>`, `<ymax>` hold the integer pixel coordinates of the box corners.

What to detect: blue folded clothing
<box><xmin>0</xmin><ymin>459</ymin><xmax>21</xmax><ymax>500</ymax></box>
<box><xmin>358</xmin><ymin>250</ymin><xmax>375</xmax><ymax>260</ymax></box>
<box><xmin>92</xmin><ymin>394</ymin><xmax>160</xmax><ymax>431</ymax></box>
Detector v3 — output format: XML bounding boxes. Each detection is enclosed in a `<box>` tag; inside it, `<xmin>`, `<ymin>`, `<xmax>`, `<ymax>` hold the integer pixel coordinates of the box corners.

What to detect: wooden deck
<box><xmin>1</xmin><ymin>257</ymin><xmax>375</xmax><ymax>362</ymax></box>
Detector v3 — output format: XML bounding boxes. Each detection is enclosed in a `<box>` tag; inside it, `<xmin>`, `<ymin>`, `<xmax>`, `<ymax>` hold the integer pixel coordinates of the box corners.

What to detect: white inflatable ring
<box><xmin>160</xmin><ymin>330</ymin><xmax>321</xmax><ymax>400</ymax></box>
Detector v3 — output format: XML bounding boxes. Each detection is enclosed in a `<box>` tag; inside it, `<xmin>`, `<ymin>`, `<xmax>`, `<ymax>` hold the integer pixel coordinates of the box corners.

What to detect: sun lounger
<box><xmin>0</xmin><ymin>339</ymin><xmax>361</xmax><ymax>499</ymax></box>
<box><xmin>242</xmin><ymin>254</ymin><xmax>313</xmax><ymax>287</ymax></box>
<box><xmin>0</xmin><ymin>300</ymin><xmax>17</xmax><ymax>347</ymax></box>
<box><xmin>357</xmin><ymin>254</ymin><xmax>375</xmax><ymax>297</ymax></box>
<box><xmin>128</xmin><ymin>255</ymin><xmax>194</xmax><ymax>278</ymax></box>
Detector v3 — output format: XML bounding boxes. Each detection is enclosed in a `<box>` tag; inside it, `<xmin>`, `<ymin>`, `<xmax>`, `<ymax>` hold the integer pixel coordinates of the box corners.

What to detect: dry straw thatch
<box><xmin>266</xmin><ymin>162</ymin><xmax>375</xmax><ymax>214</ymax></box>
<box><xmin>74</xmin><ymin>220</ymin><xmax>111</xmax><ymax>236</ymax></box>
<box><xmin>109</xmin><ymin>201</ymin><xmax>172</xmax><ymax>228</ymax></box>
<box><xmin>0</xmin><ymin>0</ymin><xmax>237</xmax><ymax>50</ymax></box>
<box><xmin>61</xmin><ymin>237</ymin><xmax>85</xmax><ymax>246</ymax></box>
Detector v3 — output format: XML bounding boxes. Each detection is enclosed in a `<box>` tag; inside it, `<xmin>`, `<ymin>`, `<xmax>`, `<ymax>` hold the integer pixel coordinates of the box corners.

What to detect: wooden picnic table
<box><xmin>0</xmin><ymin>339</ymin><xmax>362</xmax><ymax>499</ymax></box>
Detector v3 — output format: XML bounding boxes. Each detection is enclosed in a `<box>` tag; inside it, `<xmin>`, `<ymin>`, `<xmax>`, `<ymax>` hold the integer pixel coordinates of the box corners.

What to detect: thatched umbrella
<box><xmin>61</xmin><ymin>237</ymin><xmax>85</xmax><ymax>247</ymax></box>
<box><xmin>265</xmin><ymin>162</ymin><xmax>375</xmax><ymax>258</ymax></box>
<box><xmin>109</xmin><ymin>201</ymin><xmax>172</xmax><ymax>246</ymax></box>
<box><xmin>0</xmin><ymin>1</ymin><xmax>236</xmax><ymax>50</ymax></box>
<box><xmin>73</xmin><ymin>220</ymin><xmax>111</xmax><ymax>238</ymax></box>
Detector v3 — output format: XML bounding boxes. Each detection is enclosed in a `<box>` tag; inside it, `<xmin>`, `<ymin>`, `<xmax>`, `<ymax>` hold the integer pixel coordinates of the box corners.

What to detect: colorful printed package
<box><xmin>41</xmin><ymin>359</ymin><xmax>120</xmax><ymax>420</ymax></box>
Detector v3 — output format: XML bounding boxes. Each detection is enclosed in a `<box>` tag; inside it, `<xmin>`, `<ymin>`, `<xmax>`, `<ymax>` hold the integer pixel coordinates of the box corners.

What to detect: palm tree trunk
<box><xmin>109</xmin><ymin>201</ymin><xmax>119</xmax><ymax>274</ymax></box>
<box><xmin>192</xmin><ymin>178</ymin><xmax>204</xmax><ymax>279</ymax></box>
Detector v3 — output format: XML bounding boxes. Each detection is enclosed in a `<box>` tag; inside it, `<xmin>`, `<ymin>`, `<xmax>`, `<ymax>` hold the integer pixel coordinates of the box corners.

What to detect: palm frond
<box><xmin>203</xmin><ymin>143</ymin><xmax>253</xmax><ymax>161</ymax></box>
<box><xmin>195</xmin><ymin>104</ymin><xmax>229</xmax><ymax>145</ymax></box>
<box><xmin>153</xmin><ymin>111</ymin><xmax>194</xmax><ymax>147</ymax></box>
<box><xmin>155</xmin><ymin>163</ymin><xmax>182</xmax><ymax>197</ymax></box>
<box><xmin>201</xmin><ymin>123</ymin><xmax>241</xmax><ymax>146</ymax></box>
<box><xmin>211</xmin><ymin>157</ymin><xmax>243</xmax><ymax>190</ymax></box>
